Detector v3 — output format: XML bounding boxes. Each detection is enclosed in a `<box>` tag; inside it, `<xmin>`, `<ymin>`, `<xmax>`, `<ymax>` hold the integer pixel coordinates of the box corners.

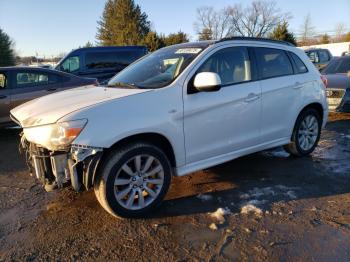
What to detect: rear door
<box><xmin>255</xmin><ymin>47</ymin><xmax>299</xmax><ymax>143</ymax></box>
<box><xmin>10</xmin><ymin>70</ymin><xmax>62</xmax><ymax>109</ymax></box>
<box><xmin>0</xmin><ymin>71</ymin><xmax>12</xmax><ymax>123</ymax></box>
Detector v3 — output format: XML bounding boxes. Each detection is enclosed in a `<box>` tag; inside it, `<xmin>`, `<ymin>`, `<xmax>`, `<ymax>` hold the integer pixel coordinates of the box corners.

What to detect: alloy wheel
<box><xmin>298</xmin><ymin>115</ymin><xmax>319</xmax><ymax>151</ymax></box>
<box><xmin>113</xmin><ymin>155</ymin><xmax>164</xmax><ymax>210</ymax></box>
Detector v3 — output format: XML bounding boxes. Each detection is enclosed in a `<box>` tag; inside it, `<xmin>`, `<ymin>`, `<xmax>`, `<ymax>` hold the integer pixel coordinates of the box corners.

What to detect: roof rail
<box><xmin>218</xmin><ymin>37</ymin><xmax>294</xmax><ymax>47</ymax></box>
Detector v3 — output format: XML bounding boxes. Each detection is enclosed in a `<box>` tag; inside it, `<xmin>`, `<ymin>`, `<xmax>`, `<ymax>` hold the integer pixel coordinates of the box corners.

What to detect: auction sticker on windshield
<box><xmin>175</xmin><ymin>48</ymin><xmax>202</xmax><ymax>54</ymax></box>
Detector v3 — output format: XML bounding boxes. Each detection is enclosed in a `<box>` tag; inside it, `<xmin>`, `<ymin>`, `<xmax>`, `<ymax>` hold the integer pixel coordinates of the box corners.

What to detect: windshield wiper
<box><xmin>107</xmin><ymin>82</ymin><xmax>140</xmax><ymax>89</ymax></box>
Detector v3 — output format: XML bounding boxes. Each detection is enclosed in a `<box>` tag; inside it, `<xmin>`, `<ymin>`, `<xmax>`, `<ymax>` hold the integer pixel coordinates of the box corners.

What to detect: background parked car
<box><xmin>0</xmin><ymin>67</ymin><xmax>97</xmax><ymax>126</ymax></box>
<box><xmin>305</xmin><ymin>48</ymin><xmax>333</xmax><ymax>71</ymax></box>
<box><xmin>322</xmin><ymin>55</ymin><xmax>350</xmax><ymax>112</ymax></box>
<box><xmin>55</xmin><ymin>46</ymin><xmax>148</xmax><ymax>82</ymax></box>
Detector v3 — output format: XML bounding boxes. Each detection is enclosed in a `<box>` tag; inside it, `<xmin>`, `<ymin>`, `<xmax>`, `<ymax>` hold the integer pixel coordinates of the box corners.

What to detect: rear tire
<box><xmin>284</xmin><ymin>108</ymin><xmax>322</xmax><ymax>157</ymax></box>
<box><xmin>94</xmin><ymin>142</ymin><xmax>172</xmax><ymax>218</ymax></box>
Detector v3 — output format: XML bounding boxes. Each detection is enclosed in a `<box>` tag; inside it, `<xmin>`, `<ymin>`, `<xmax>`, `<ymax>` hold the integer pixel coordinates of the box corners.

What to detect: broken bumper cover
<box><xmin>22</xmin><ymin>138</ymin><xmax>103</xmax><ymax>192</ymax></box>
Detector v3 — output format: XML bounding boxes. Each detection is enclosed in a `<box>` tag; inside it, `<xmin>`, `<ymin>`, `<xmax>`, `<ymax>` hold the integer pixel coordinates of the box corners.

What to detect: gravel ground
<box><xmin>1</xmin><ymin>112</ymin><xmax>350</xmax><ymax>261</ymax></box>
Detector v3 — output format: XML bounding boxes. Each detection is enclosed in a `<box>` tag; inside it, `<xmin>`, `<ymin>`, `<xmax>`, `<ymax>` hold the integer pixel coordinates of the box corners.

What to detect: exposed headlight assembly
<box><xmin>23</xmin><ymin>119</ymin><xmax>87</xmax><ymax>151</ymax></box>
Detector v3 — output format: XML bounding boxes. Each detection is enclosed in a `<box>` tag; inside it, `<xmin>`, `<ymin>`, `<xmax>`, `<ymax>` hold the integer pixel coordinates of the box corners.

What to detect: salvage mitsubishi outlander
<box><xmin>10</xmin><ymin>38</ymin><xmax>328</xmax><ymax>218</ymax></box>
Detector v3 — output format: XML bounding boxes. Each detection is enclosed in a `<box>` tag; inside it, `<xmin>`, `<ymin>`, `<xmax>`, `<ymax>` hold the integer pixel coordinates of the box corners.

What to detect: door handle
<box><xmin>0</xmin><ymin>95</ymin><xmax>7</xmax><ymax>99</ymax></box>
<box><xmin>293</xmin><ymin>82</ymin><xmax>302</xmax><ymax>89</ymax></box>
<box><xmin>46</xmin><ymin>88</ymin><xmax>57</xmax><ymax>91</ymax></box>
<box><xmin>244</xmin><ymin>93</ymin><xmax>260</xmax><ymax>102</ymax></box>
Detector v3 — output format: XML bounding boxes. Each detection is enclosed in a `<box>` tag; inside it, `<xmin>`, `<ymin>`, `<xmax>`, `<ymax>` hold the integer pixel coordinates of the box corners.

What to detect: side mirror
<box><xmin>193</xmin><ymin>72</ymin><xmax>221</xmax><ymax>92</ymax></box>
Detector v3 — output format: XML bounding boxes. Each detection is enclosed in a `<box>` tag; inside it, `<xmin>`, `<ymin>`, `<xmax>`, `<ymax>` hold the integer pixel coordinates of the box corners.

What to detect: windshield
<box><xmin>107</xmin><ymin>45</ymin><xmax>205</xmax><ymax>89</ymax></box>
<box><xmin>323</xmin><ymin>57</ymin><xmax>350</xmax><ymax>74</ymax></box>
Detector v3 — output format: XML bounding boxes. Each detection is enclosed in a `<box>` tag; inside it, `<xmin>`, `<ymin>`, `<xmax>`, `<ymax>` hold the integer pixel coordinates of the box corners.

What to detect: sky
<box><xmin>0</xmin><ymin>0</ymin><xmax>349</xmax><ymax>57</ymax></box>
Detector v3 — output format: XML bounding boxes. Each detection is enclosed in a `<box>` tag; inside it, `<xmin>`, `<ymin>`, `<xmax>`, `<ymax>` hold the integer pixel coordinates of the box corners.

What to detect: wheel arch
<box><xmin>291</xmin><ymin>102</ymin><xmax>324</xmax><ymax>137</ymax></box>
<box><xmin>105</xmin><ymin>132</ymin><xmax>177</xmax><ymax>168</ymax></box>
<box><xmin>298</xmin><ymin>102</ymin><xmax>324</xmax><ymax>123</ymax></box>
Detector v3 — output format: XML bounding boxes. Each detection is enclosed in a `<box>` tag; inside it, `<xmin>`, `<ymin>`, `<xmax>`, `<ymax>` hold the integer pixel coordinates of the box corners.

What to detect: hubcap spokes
<box><xmin>298</xmin><ymin>115</ymin><xmax>319</xmax><ymax>151</ymax></box>
<box><xmin>114</xmin><ymin>155</ymin><xmax>164</xmax><ymax>210</ymax></box>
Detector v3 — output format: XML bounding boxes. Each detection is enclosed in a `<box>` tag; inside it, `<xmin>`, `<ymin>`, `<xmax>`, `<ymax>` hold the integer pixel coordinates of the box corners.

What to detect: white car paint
<box><xmin>11</xmin><ymin>40</ymin><xmax>328</xmax><ymax>177</ymax></box>
<box><xmin>11</xmin><ymin>85</ymin><xmax>150</xmax><ymax>127</ymax></box>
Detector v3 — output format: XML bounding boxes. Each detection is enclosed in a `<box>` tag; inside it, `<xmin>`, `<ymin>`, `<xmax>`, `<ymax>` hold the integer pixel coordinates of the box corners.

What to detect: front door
<box><xmin>183</xmin><ymin>46</ymin><xmax>261</xmax><ymax>164</ymax></box>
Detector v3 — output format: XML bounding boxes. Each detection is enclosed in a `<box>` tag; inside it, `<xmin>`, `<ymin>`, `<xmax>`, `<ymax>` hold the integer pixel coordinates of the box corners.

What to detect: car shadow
<box><xmin>149</xmin><ymin>145</ymin><xmax>350</xmax><ymax>219</ymax></box>
<box><xmin>0</xmin><ymin>127</ymin><xmax>26</xmax><ymax>175</ymax></box>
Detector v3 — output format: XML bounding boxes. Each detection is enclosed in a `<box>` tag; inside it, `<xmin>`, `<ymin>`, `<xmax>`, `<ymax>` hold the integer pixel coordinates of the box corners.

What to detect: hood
<box><xmin>324</xmin><ymin>74</ymin><xmax>350</xmax><ymax>90</ymax></box>
<box><xmin>10</xmin><ymin>85</ymin><xmax>150</xmax><ymax>128</ymax></box>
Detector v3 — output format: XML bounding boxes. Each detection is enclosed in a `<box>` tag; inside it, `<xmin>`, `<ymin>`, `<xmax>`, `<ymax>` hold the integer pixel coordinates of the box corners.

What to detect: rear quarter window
<box><xmin>289</xmin><ymin>52</ymin><xmax>308</xmax><ymax>74</ymax></box>
<box><xmin>255</xmin><ymin>47</ymin><xmax>293</xmax><ymax>79</ymax></box>
<box><xmin>16</xmin><ymin>72</ymin><xmax>49</xmax><ymax>87</ymax></box>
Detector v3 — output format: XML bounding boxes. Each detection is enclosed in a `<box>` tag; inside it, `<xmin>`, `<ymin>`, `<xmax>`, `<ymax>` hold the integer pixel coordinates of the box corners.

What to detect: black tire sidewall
<box><xmin>293</xmin><ymin>109</ymin><xmax>322</xmax><ymax>156</ymax></box>
<box><xmin>102</xmin><ymin>144</ymin><xmax>171</xmax><ymax>218</ymax></box>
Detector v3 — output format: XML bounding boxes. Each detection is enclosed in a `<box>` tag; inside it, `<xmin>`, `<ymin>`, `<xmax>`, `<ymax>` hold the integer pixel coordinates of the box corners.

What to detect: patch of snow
<box><xmin>239</xmin><ymin>193</ymin><xmax>250</xmax><ymax>200</ymax></box>
<box><xmin>341</xmin><ymin>134</ymin><xmax>350</xmax><ymax>139</ymax></box>
<box><xmin>285</xmin><ymin>190</ymin><xmax>297</xmax><ymax>199</ymax></box>
<box><xmin>238</xmin><ymin>185</ymin><xmax>300</xmax><ymax>213</ymax></box>
<box><xmin>245</xmin><ymin>199</ymin><xmax>268</xmax><ymax>206</ymax></box>
<box><xmin>209</xmin><ymin>223</ymin><xmax>218</xmax><ymax>230</ymax></box>
<box><xmin>241</xmin><ymin>204</ymin><xmax>263</xmax><ymax>216</ymax></box>
<box><xmin>312</xmin><ymin>134</ymin><xmax>350</xmax><ymax>175</ymax></box>
<box><xmin>262</xmin><ymin>148</ymin><xmax>290</xmax><ymax>158</ymax></box>
<box><xmin>244</xmin><ymin>228</ymin><xmax>252</xmax><ymax>233</ymax></box>
<box><xmin>197</xmin><ymin>194</ymin><xmax>213</xmax><ymax>201</ymax></box>
<box><xmin>275</xmin><ymin>184</ymin><xmax>288</xmax><ymax>190</ymax></box>
<box><xmin>249</xmin><ymin>187</ymin><xmax>276</xmax><ymax>198</ymax></box>
<box><xmin>210</xmin><ymin>207</ymin><xmax>231</xmax><ymax>224</ymax></box>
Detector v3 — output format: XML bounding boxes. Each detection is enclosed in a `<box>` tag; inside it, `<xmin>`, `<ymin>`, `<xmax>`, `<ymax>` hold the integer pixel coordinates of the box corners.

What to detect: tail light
<box><xmin>320</xmin><ymin>75</ymin><xmax>328</xmax><ymax>87</ymax></box>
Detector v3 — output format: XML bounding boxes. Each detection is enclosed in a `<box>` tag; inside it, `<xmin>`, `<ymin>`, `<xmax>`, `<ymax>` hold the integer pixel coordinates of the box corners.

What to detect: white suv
<box><xmin>11</xmin><ymin>38</ymin><xmax>328</xmax><ymax>218</ymax></box>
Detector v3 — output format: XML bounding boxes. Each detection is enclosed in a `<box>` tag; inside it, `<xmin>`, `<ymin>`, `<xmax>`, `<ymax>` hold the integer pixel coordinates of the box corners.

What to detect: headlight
<box><xmin>24</xmin><ymin>119</ymin><xmax>87</xmax><ymax>151</ymax></box>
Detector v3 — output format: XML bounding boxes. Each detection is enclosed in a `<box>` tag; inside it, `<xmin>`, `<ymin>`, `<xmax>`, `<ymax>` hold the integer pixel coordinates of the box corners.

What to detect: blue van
<box><xmin>55</xmin><ymin>46</ymin><xmax>148</xmax><ymax>82</ymax></box>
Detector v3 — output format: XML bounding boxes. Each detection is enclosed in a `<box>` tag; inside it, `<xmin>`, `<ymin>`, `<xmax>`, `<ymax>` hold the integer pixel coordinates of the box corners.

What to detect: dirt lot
<box><xmin>1</xmin><ymin>112</ymin><xmax>350</xmax><ymax>261</ymax></box>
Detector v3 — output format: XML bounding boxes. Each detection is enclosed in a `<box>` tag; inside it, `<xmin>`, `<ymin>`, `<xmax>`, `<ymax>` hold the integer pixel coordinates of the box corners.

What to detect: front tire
<box><xmin>284</xmin><ymin>108</ymin><xmax>322</xmax><ymax>156</ymax></box>
<box><xmin>94</xmin><ymin>142</ymin><xmax>172</xmax><ymax>218</ymax></box>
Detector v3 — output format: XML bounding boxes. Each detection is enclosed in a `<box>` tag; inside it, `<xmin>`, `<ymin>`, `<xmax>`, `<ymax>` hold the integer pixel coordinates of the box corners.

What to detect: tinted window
<box><xmin>319</xmin><ymin>50</ymin><xmax>330</xmax><ymax>63</ymax></box>
<box><xmin>85</xmin><ymin>50</ymin><xmax>144</xmax><ymax>70</ymax></box>
<box><xmin>323</xmin><ymin>57</ymin><xmax>350</xmax><ymax>74</ymax></box>
<box><xmin>306</xmin><ymin>51</ymin><xmax>319</xmax><ymax>63</ymax></box>
<box><xmin>0</xmin><ymin>73</ymin><xmax>7</xmax><ymax>88</ymax></box>
<box><xmin>16</xmin><ymin>72</ymin><xmax>49</xmax><ymax>87</ymax></box>
<box><xmin>48</xmin><ymin>73</ymin><xmax>63</xmax><ymax>84</ymax></box>
<box><xmin>289</xmin><ymin>52</ymin><xmax>308</xmax><ymax>74</ymax></box>
<box><xmin>197</xmin><ymin>47</ymin><xmax>251</xmax><ymax>85</ymax></box>
<box><xmin>61</xmin><ymin>56</ymin><xmax>80</xmax><ymax>73</ymax></box>
<box><xmin>255</xmin><ymin>48</ymin><xmax>293</xmax><ymax>79</ymax></box>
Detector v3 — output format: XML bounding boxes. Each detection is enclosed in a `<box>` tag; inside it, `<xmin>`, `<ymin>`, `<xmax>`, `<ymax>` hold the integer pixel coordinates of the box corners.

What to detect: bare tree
<box><xmin>299</xmin><ymin>13</ymin><xmax>315</xmax><ymax>45</ymax></box>
<box><xmin>194</xmin><ymin>6</ymin><xmax>232</xmax><ymax>40</ymax></box>
<box><xmin>194</xmin><ymin>1</ymin><xmax>290</xmax><ymax>40</ymax></box>
<box><xmin>334</xmin><ymin>22</ymin><xmax>346</xmax><ymax>42</ymax></box>
<box><xmin>226</xmin><ymin>1</ymin><xmax>290</xmax><ymax>37</ymax></box>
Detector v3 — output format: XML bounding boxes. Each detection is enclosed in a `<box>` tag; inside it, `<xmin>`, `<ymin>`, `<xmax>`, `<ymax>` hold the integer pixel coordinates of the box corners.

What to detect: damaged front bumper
<box><xmin>21</xmin><ymin>135</ymin><xmax>103</xmax><ymax>192</ymax></box>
